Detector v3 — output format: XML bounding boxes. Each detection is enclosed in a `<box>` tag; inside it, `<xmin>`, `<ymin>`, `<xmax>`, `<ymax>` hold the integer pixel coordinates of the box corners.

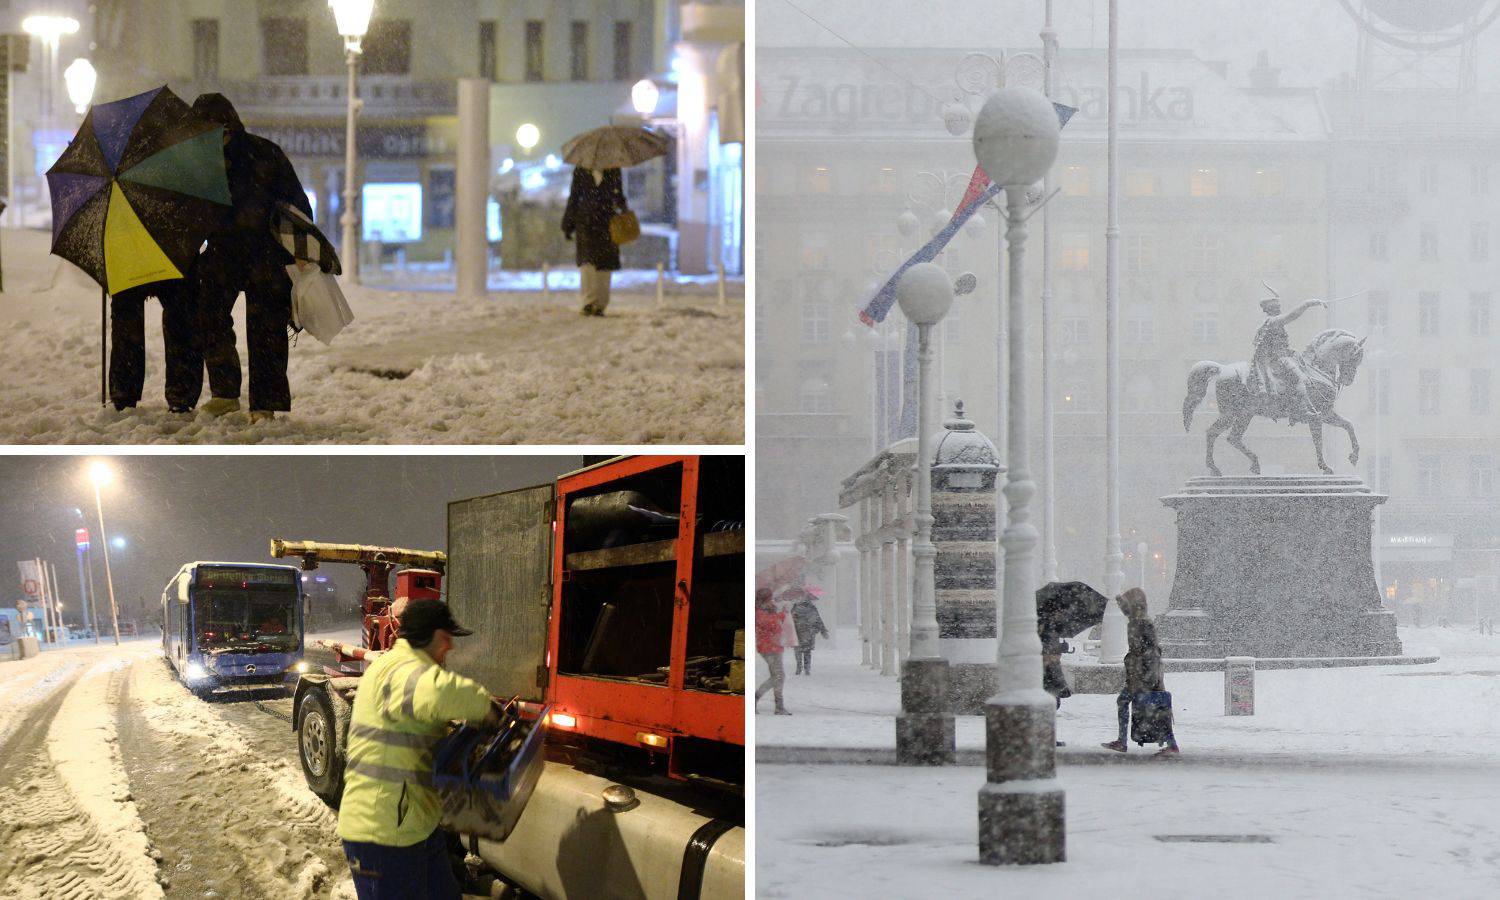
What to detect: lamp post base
<box><xmin>895</xmin><ymin>657</ymin><xmax>955</xmax><ymax>765</ymax></box>
<box><xmin>978</xmin><ymin>698</ymin><xmax>1066</xmax><ymax>864</ymax></box>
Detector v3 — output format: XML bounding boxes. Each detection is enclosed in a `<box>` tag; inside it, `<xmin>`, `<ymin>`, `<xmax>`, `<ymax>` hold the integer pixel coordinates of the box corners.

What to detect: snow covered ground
<box><xmin>0</xmin><ymin>229</ymin><xmax>744</xmax><ymax>444</ymax></box>
<box><xmin>756</xmin><ymin>626</ymin><xmax>1500</xmax><ymax>897</ymax></box>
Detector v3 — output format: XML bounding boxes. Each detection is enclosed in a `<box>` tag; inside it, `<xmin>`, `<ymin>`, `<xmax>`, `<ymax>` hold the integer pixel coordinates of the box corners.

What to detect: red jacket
<box><xmin>755</xmin><ymin>607</ymin><xmax>786</xmax><ymax>654</ymax></box>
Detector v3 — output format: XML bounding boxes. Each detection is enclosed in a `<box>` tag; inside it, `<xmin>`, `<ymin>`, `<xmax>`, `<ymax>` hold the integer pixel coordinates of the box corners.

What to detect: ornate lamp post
<box><xmin>973</xmin><ymin>86</ymin><xmax>1065</xmax><ymax>865</ymax></box>
<box><xmin>894</xmin><ymin>262</ymin><xmax>955</xmax><ymax>765</ymax></box>
<box><xmin>330</xmin><ymin>0</ymin><xmax>374</xmax><ymax>286</ymax></box>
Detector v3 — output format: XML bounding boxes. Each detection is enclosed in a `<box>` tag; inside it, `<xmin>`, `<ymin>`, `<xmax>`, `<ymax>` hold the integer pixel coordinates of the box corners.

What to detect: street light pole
<box><xmin>895</xmin><ymin>262</ymin><xmax>956</xmax><ymax>765</ymax></box>
<box><xmin>90</xmin><ymin>464</ymin><xmax>121</xmax><ymax>645</ymax></box>
<box><xmin>1098</xmin><ymin>0</ymin><xmax>1129</xmax><ymax>665</ymax></box>
<box><xmin>974</xmin><ymin>86</ymin><xmax>1064</xmax><ymax>866</ymax></box>
<box><xmin>1040</xmin><ymin>0</ymin><xmax>1059</xmax><ymax>584</ymax></box>
<box><xmin>331</xmin><ymin>0</ymin><xmax>374</xmax><ymax>285</ymax></box>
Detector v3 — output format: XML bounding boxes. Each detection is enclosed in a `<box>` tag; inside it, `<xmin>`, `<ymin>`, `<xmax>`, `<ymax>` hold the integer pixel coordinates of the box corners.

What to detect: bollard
<box><xmin>1224</xmin><ymin>656</ymin><xmax>1255</xmax><ymax>715</ymax></box>
<box><xmin>717</xmin><ymin>263</ymin><xmax>727</xmax><ymax>308</ymax></box>
<box><xmin>656</xmin><ymin>262</ymin><xmax>665</xmax><ymax>307</ymax></box>
<box><xmin>541</xmin><ymin>261</ymin><xmax>550</xmax><ymax>303</ymax></box>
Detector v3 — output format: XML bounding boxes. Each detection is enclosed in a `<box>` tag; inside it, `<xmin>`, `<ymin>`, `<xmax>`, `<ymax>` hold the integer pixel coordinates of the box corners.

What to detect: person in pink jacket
<box><xmin>754</xmin><ymin>589</ymin><xmax>791</xmax><ymax>715</ymax></box>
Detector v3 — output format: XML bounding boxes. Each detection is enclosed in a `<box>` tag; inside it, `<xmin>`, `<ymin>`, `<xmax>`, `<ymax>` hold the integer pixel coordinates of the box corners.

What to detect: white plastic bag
<box><xmin>287</xmin><ymin>263</ymin><xmax>354</xmax><ymax>345</ymax></box>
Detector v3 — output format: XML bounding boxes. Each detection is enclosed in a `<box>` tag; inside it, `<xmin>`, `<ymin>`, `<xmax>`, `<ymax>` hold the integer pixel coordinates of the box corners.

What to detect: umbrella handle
<box><xmin>100</xmin><ymin>287</ymin><xmax>107</xmax><ymax>407</ymax></box>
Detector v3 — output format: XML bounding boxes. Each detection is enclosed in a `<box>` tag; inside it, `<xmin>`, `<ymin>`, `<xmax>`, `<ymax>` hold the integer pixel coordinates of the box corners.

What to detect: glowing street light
<box><xmin>20</xmin><ymin>15</ymin><xmax>78</xmax><ymax>42</ymax></box>
<box><xmin>516</xmin><ymin>123</ymin><xmax>540</xmax><ymax>153</ymax></box>
<box><xmin>88</xmin><ymin>460</ymin><xmax>122</xmax><ymax>645</ymax></box>
<box><xmin>631</xmin><ymin>78</ymin><xmax>660</xmax><ymax>117</ymax></box>
<box><xmin>329</xmin><ymin>0</ymin><xmax>375</xmax><ymax>286</ymax></box>
<box><xmin>63</xmin><ymin>58</ymin><xmax>96</xmax><ymax>114</ymax></box>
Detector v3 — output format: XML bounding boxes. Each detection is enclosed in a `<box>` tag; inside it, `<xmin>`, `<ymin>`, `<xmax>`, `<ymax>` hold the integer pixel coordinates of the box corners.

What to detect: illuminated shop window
<box><xmin>362</xmin><ymin>183</ymin><xmax>423</xmax><ymax>243</ymax></box>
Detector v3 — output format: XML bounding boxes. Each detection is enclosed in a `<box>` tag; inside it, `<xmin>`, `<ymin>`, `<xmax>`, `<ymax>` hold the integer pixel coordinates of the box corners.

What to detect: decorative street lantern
<box><xmin>329</xmin><ymin>0</ymin><xmax>375</xmax><ymax>285</ymax></box>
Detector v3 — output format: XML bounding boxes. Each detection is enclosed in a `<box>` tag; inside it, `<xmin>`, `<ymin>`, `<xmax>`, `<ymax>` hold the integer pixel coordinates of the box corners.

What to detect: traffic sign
<box><xmin>75</xmin><ymin>528</ymin><xmax>90</xmax><ymax>550</ymax></box>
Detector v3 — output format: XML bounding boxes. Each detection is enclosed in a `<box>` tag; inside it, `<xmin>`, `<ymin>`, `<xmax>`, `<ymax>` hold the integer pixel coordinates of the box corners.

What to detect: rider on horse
<box><xmin>1250</xmin><ymin>292</ymin><xmax>1327</xmax><ymax>421</ymax></box>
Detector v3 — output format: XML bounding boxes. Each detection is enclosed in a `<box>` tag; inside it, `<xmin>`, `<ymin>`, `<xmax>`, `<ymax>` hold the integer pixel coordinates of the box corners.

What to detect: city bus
<box><xmin>162</xmin><ymin>562</ymin><xmax>308</xmax><ymax>697</ymax></box>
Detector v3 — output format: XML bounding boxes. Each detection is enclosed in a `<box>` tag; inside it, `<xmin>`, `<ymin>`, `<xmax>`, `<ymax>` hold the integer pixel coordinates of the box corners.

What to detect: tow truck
<box><xmin>283</xmin><ymin>455</ymin><xmax>745</xmax><ymax>899</ymax></box>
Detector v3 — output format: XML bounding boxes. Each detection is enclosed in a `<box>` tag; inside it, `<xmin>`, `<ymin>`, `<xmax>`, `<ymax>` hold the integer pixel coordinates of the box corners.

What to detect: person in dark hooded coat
<box><xmin>787</xmin><ymin>589</ymin><xmax>829</xmax><ymax>675</ymax></box>
<box><xmin>189</xmin><ymin>93</ymin><xmax>313</xmax><ymax>419</ymax></box>
<box><xmin>560</xmin><ymin>166</ymin><xmax>628</xmax><ymax>316</ymax></box>
<box><xmin>107</xmin><ymin>280</ymin><xmax>203</xmax><ymax>413</ymax></box>
<box><xmin>1101</xmin><ymin>588</ymin><xmax>1179</xmax><ymax>756</ymax></box>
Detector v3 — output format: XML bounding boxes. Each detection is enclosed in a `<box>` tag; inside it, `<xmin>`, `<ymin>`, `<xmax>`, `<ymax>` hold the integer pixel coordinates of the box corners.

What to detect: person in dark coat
<box><xmin>788</xmin><ymin>589</ymin><xmax>829</xmax><ymax>675</ymax></box>
<box><xmin>190</xmin><ymin>93</ymin><xmax>313</xmax><ymax>420</ymax></box>
<box><xmin>560</xmin><ymin>166</ymin><xmax>628</xmax><ymax>317</ymax></box>
<box><xmin>1102</xmin><ymin>587</ymin><xmax>1179</xmax><ymax>755</ymax></box>
<box><xmin>107</xmin><ymin>280</ymin><xmax>204</xmax><ymax>413</ymax></box>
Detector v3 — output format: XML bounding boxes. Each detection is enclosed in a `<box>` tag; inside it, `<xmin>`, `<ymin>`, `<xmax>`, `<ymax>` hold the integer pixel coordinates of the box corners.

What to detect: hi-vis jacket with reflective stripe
<box><xmin>336</xmin><ymin>639</ymin><xmax>492</xmax><ymax>847</ymax></box>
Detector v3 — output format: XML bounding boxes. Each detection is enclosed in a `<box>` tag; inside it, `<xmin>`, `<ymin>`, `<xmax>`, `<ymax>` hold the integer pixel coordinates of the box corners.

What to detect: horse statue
<box><xmin>1182</xmin><ymin>328</ymin><xmax>1367</xmax><ymax>476</ymax></box>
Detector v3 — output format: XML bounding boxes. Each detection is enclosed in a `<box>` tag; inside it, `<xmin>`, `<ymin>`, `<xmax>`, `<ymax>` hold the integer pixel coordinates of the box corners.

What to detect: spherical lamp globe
<box><xmin>972</xmin><ymin>86</ymin><xmax>1060</xmax><ymax>187</ymax></box>
<box><xmin>896</xmin><ymin>209</ymin><xmax>920</xmax><ymax>238</ymax></box>
<box><xmin>896</xmin><ymin>263</ymin><xmax>954</xmax><ymax>326</ymax></box>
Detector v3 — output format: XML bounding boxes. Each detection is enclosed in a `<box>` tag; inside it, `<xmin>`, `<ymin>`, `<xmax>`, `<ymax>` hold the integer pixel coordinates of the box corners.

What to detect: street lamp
<box><xmin>63</xmin><ymin>58</ymin><xmax>95</xmax><ymax>115</ymax></box>
<box><xmin>22</xmin><ymin>15</ymin><xmax>78</xmax><ymax>125</ymax></box>
<box><xmin>973</xmin><ymin>85</ymin><xmax>1064</xmax><ymax>865</ymax></box>
<box><xmin>516</xmin><ymin>123</ymin><xmax>540</xmax><ymax>155</ymax></box>
<box><xmin>88</xmin><ymin>460</ymin><xmax>122</xmax><ymax>645</ymax></box>
<box><xmin>894</xmin><ymin>262</ymin><xmax>956</xmax><ymax>765</ymax></box>
<box><xmin>329</xmin><ymin>0</ymin><xmax>374</xmax><ymax>286</ymax></box>
<box><xmin>632</xmin><ymin>78</ymin><xmax>660</xmax><ymax>117</ymax></box>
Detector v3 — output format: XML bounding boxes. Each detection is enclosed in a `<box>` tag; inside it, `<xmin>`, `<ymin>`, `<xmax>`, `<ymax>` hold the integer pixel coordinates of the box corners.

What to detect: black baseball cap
<box><xmin>398</xmin><ymin>599</ymin><xmax>474</xmax><ymax>641</ymax></box>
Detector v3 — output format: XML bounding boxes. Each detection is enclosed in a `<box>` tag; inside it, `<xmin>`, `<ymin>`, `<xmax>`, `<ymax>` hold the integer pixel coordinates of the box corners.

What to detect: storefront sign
<box><xmin>252</xmin><ymin>124</ymin><xmax>450</xmax><ymax>160</ymax></box>
<box><xmin>1384</xmin><ymin>534</ymin><xmax>1454</xmax><ymax>547</ymax></box>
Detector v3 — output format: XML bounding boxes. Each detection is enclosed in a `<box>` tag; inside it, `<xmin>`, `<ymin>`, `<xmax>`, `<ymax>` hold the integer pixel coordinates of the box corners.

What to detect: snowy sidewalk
<box><xmin>0</xmin><ymin>230</ymin><xmax>744</xmax><ymax>444</ymax></box>
<box><xmin>758</xmin><ymin>627</ymin><xmax>1500</xmax><ymax>898</ymax></box>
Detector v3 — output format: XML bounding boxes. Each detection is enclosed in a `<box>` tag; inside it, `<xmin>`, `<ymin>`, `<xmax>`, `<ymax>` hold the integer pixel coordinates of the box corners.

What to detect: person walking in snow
<box><xmin>107</xmin><ymin>280</ymin><xmax>206</xmax><ymax>413</ymax></box>
<box><xmin>189</xmin><ymin>93</ymin><xmax>313</xmax><ymax>422</ymax></box>
<box><xmin>788</xmin><ymin>588</ymin><xmax>829</xmax><ymax>675</ymax></box>
<box><xmin>1102</xmin><ymin>587</ymin><xmax>1179</xmax><ymax>756</ymax></box>
<box><xmin>755</xmin><ymin>588</ymin><xmax>791</xmax><ymax>714</ymax></box>
<box><xmin>561</xmin><ymin>166</ymin><xmax>629</xmax><ymax>317</ymax></box>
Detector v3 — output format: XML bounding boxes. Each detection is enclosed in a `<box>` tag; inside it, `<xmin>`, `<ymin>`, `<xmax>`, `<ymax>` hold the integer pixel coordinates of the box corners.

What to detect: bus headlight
<box><xmin>295</xmin><ymin>661</ymin><xmax>309</xmax><ymax>674</ymax></box>
<box><xmin>185</xmin><ymin>661</ymin><xmax>208</xmax><ymax>681</ymax></box>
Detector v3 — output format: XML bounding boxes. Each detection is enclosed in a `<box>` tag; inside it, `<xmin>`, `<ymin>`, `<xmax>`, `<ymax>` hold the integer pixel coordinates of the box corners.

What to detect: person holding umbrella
<box><xmin>107</xmin><ymin>281</ymin><xmax>202</xmax><ymax>413</ymax></box>
<box><xmin>560</xmin><ymin>125</ymin><xmax>669</xmax><ymax>317</ymax></box>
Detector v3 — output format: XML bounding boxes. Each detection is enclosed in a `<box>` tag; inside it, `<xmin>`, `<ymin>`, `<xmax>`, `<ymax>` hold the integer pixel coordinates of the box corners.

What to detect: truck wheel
<box><xmin>297</xmin><ymin>686</ymin><xmax>349</xmax><ymax>809</ymax></box>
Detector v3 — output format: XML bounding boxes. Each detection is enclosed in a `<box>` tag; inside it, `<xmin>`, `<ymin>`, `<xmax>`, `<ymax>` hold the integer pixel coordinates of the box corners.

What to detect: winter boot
<box><xmin>774</xmin><ymin>707</ymin><xmax>792</xmax><ymax>716</ymax></box>
<box><xmin>1101</xmin><ymin>740</ymin><xmax>1127</xmax><ymax>753</ymax></box>
<box><xmin>250</xmin><ymin>410</ymin><xmax>276</xmax><ymax>423</ymax></box>
<box><xmin>202</xmin><ymin>397</ymin><xmax>240</xmax><ymax>417</ymax></box>
<box><xmin>1156</xmin><ymin>745</ymin><xmax>1180</xmax><ymax>757</ymax></box>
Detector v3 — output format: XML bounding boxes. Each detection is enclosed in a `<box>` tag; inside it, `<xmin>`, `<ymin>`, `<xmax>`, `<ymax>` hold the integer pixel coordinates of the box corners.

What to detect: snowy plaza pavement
<box><xmin>756</xmin><ymin>627</ymin><xmax>1500</xmax><ymax>897</ymax></box>
<box><xmin>0</xmin><ymin>230</ymin><xmax>744</xmax><ymax>444</ymax></box>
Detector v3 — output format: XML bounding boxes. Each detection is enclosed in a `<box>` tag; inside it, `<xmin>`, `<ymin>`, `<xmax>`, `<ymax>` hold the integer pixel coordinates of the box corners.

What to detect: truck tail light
<box><xmin>636</xmin><ymin>731</ymin><xmax>668</xmax><ymax>749</ymax></box>
<box><xmin>550</xmin><ymin>712</ymin><xmax>577</xmax><ymax>728</ymax></box>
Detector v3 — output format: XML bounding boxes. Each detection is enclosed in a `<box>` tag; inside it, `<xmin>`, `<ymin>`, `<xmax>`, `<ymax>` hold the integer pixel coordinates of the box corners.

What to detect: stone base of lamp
<box><xmin>895</xmin><ymin>657</ymin><xmax>955</xmax><ymax>765</ymax></box>
<box><xmin>978</xmin><ymin>698</ymin><xmax>1065</xmax><ymax>864</ymax></box>
<box><xmin>1157</xmin><ymin>476</ymin><xmax>1401</xmax><ymax>659</ymax></box>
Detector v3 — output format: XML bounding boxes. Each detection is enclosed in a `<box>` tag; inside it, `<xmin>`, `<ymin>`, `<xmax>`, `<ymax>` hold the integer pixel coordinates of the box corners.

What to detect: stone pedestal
<box><xmin>896</xmin><ymin>658</ymin><xmax>956</xmax><ymax>765</ymax></box>
<box><xmin>1157</xmin><ymin>476</ymin><xmax>1401</xmax><ymax>659</ymax></box>
<box><xmin>976</xmin><ymin>698</ymin><xmax>1065</xmax><ymax>864</ymax></box>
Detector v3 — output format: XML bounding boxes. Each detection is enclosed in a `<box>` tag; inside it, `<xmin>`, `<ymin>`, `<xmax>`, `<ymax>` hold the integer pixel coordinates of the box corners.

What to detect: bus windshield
<box><xmin>195</xmin><ymin>590</ymin><xmax>298</xmax><ymax>652</ymax></box>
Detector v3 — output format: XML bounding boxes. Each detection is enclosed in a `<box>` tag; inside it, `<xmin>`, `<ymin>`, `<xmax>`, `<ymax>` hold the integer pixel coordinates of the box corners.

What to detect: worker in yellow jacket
<box><xmin>338</xmin><ymin>599</ymin><xmax>496</xmax><ymax>899</ymax></box>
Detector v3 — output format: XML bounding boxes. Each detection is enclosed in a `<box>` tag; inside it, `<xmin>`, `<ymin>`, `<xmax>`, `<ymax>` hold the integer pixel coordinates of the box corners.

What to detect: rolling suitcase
<box><xmin>1130</xmin><ymin>690</ymin><xmax>1174</xmax><ymax>745</ymax></box>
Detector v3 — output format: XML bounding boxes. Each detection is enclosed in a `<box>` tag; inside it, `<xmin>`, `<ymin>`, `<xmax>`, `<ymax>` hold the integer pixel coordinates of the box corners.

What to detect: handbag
<box><xmin>608</xmin><ymin>209</ymin><xmax>640</xmax><ymax>246</ymax></box>
<box><xmin>287</xmin><ymin>264</ymin><xmax>355</xmax><ymax>345</ymax></box>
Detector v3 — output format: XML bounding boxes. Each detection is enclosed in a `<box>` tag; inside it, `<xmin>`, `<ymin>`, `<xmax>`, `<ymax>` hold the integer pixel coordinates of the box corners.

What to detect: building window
<box><xmin>1253</xmin><ymin>168</ymin><xmax>1284</xmax><ymax>196</ymax></box>
<box><xmin>1369</xmin><ymin>231</ymin><xmax>1388</xmax><ymax>261</ymax></box>
<box><xmin>801</xmin><ymin>236</ymin><xmax>830</xmax><ymax>271</ymax></box>
<box><xmin>192</xmin><ymin>19</ymin><xmax>220</xmax><ymax>83</ymax></box>
<box><xmin>1471</xmin><ymin>454</ymin><xmax>1496</xmax><ymax>497</ymax></box>
<box><xmin>1367</xmin><ymin>290</ymin><xmax>1389</xmax><ymax>332</ymax></box>
<box><xmin>1418</xmin><ymin>369</ymin><xmax>1441</xmax><ymax>415</ymax></box>
<box><xmin>871</xmin><ymin>166</ymin><xmax>897</xmax><ymax>195</ymax></box>
<box><xmin>1060</xmin><ymin>316</ymin><xmax>1090</xmax><ymax>345</ymax></box>
<box><xmin>1125</xmin><ymin>315</ymin><xmax>1155</xmax><ymax>344</ymax></box>
<box><xmin>613</xmin><ymin>22</ymin><xmax>633</xmax><ymax>81</ymax></box>
<box><xmin>799</xmin><ymin>378</ymin><xmax>833</xmax><ymax>414</ymax></box>
<box><xmin>1419</xmin><ymin>222</ymin><xmax>1439</xmax><ymax>261</ymax></box>
<box><xmin>1125</xmin><ymin>170</ymin><xmax>1157</xmax><ymax>197</ymax></box>
<box><xmin>1368</xmin><ymin>367</ymin><xmax>1391</xmax><ymax>414</ymax></box>
<box><xmin>1419</xmin><ymin>292</ymin><xmax>1440</xmax><ymax>335</ymax></box>
<box><xmin>569</xmin><ymin>21</ymin><xmax>589</xmax><ymax>81</ymax></box>
<box><xmin>1472</xmin><ymin>163</ymin><xmax>1490</xmax><ymax>196</ymax></box>
<box><xmin>1190</xmin><ymin>167</ymin><xmax>1218</xmax><ymax>197</ymax></box>
<box><xmin>1471</xmin><ymin>292</ymin><xmax>1492</xmax><ymax>336</ymax></box>
<box><xmin>1417</xmin><ymin>454</ymin><xmax>1441</xmax><ymax>497</ymax></box>
<box><xmin>1419</xmin><ymin>163</ymin><xmax>1439</xmax><ymax>194</ymax></box>
<box><xmin>1472</xmin><ymin>222</ymin><xmax>1490</xmax><ymax>261</ymax></box>
<box><xmin>806</xmin><ymin>166</ymin><xmax>831</xmax><ymax>194</ymax></box>
<box><xmin>1192</xmin><ymin>310</ymin><xmax>1219</xmax><ymax>344</ymax></box>
<box><xmin>362</xmin><ymin>20</ymin><xmax>411</xmax><ymax>75</ymax></box>
<box><xmin>1368</xmin><ymin>453</ymin><xmax>1391</xmax><ymax>492</ymax></box>
<box><xmin>261</xmin><ymin>18</ymin><xmax>308</xmax><ymax>76</ymax></box>
<box><xmin>1061</xmin><ymin>165</ymin><xmax>1090</xmax><ymax>196</ymax></box>
<box><xmin>1472</xmin><ymin>370</ymin><xmax>1491</xmax><ymax>415</ymax></box>
<box><xmin>525</xmin><ymin>21</ymin><xmax>545</xmax><ymax>82</ymax></box>
<box><xmin>1187</xmin><ymin>233</ymin><xmax>1221</xmax><ymax>273</ymax></box>
<box><xmin>1061</xmin><ymin>234</ymin><xmax>1089</xmax><ymax>271</ymax></box>
<box><xmin>801</xmin><ymin>300</ymin><xmax>831</xmax><ymax>344</ymax></box>
<box><xmin>1255</xmin><ymin>233</ymin><xmax>1285</xmax><ymax>273</ymax></box>
<box><xmin>479</xmin><ymin>21</ymin><xmax>497</xmax><ymax>81</ymax></box>
<box><xmin>1125</xmin><ymin>233</ymin><xmax>1154</xmax><ymax>274</ymax></box>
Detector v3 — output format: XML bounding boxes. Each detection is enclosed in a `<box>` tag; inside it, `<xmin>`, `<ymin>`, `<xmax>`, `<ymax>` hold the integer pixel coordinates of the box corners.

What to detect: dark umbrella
<box><xmin>46</xmin><ymin>85</ymin><xmax>233</xmax><ymax>403</ymax></box>
<box><xmin>1035</xmin><ymin>581</ymin><xmax>1110</xmax><ymax>641</ymax></box>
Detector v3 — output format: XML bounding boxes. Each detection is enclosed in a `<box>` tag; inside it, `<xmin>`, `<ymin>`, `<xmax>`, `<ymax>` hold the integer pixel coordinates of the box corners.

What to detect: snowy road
<box><xmin>0</xmin><ymin>641</ymin><xmax>354</xmax><ymax>899</ymax></box>
<box><xmin>0</xmin><ymin>230</ymin><xmax>744</xmax><ymax>444</ymax></box>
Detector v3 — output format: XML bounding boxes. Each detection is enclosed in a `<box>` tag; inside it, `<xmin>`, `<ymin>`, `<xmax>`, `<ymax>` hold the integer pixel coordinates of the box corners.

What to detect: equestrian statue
<box><xmin>1182</xmin><ymin>285</ymin><xmax>1367</xmax><ymax>477</ymax></box>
